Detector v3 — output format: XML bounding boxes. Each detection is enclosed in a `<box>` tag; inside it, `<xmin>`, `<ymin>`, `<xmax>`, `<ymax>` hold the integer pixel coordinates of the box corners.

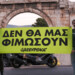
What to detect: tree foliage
<box><xmin>32</xmin><ymin>18</ymin><xmax>48</xmax><ymax>27</ymax></box>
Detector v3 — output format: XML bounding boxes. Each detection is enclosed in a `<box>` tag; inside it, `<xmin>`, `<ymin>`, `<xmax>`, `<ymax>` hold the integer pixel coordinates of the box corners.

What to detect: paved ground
<box><xmin>4</xmin><ymin>66</ymin><xmax>74</xmax><ymax>75</ymax></box>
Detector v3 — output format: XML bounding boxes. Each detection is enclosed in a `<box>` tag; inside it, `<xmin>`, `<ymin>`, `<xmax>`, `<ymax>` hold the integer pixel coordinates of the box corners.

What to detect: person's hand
<box><xmin>23</xmin><ymin>54</ymin><xmax>27</xmax><ymax>58</ymax></box>
<box><xmin>72</xmin><ymin>50</ymin><xmax>75</xmax><ymax>53</ymax></box>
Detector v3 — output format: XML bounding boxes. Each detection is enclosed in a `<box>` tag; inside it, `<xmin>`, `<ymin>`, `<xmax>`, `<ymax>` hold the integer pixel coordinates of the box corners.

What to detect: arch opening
<box><xmin>7</xmin><ymin>12</ymin><xmax>43</xmax><ymax>27</ymax></box>
<box><xmin>1</xmin><ymin>8</ymin><xmax>53</xmax><ymax>27</ymax></box>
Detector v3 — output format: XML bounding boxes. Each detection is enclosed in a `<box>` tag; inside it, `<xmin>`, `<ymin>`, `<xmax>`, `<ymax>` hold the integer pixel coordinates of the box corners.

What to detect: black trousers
<box><xmin>71</xmin><ymin>53</ymin><xmax>75</xmax><ymax>75</ymax></box>
<box><xmin>0</xmin><ymin>54</ymin><xmax>4</xmax><ymax>75</ymax></box>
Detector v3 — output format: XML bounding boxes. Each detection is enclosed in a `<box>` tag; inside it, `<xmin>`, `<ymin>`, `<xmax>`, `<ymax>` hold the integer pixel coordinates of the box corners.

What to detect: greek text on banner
<box><xmin>0</xmin><ymin>27</ymin><xmax>72</xmax><ymax>54</ymax></box>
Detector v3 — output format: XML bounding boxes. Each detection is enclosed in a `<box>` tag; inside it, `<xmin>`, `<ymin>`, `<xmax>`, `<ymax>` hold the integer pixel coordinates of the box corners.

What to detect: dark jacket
<box><xmin>0</xmin><ymin>54</ymin><xmax>3</xmax><ymax>71</ymax></box>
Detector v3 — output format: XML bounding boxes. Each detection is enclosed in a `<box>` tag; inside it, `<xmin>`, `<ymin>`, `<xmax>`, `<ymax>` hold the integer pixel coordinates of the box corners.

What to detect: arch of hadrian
<box><xmin>0</xmin><ymin>0</ymin><xmax>75</xmax><ymax>65</ymax></box>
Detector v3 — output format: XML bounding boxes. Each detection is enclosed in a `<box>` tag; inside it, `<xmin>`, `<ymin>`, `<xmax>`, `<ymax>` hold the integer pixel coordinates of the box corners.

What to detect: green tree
<box><xmin>32</xmin><ymin>18</ymin><xmax>48</xmax><ymax>27</ymax></box>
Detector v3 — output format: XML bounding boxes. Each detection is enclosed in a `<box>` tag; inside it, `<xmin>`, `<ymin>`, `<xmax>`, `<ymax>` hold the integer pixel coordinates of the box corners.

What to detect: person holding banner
<box><xmin>0</xmin><ymin>26</ymin><xmax>4</xmax><ymax>75</ymax></box>
<box><xmin>71</xmin><ymin>20</ymin><xmax>75</xmax><ymax>75</ymax></box>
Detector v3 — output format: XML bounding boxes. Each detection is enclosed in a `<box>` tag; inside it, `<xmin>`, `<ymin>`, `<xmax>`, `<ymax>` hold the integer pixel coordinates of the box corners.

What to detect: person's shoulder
<box><xmin>72</xmin><ymin>29</ymin><xmax>75</xmax><ymax>32</ymax></box>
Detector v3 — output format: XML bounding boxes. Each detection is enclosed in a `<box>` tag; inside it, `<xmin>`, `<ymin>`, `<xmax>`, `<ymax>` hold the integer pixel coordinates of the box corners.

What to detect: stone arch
<box><xmin>1</xmin><ymin>8</ymin><xmax>54</xmax><ymax>27</ymax></box>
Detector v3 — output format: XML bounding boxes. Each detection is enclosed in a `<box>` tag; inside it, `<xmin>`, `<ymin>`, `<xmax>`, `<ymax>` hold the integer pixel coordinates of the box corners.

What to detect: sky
<box><xmin>8</xmin><ymin>0</ymin><xmax>75</xmax><ymax>26</ymax></box>
<box><xmin>8</xmin><ymin>13</ymin><xmax>41</xmax><ymax>26</ymax></box>
<box><xmin>69</xmin><ymin>0</ymin><xmax>75</xmax><ymax>2</ymax></box>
